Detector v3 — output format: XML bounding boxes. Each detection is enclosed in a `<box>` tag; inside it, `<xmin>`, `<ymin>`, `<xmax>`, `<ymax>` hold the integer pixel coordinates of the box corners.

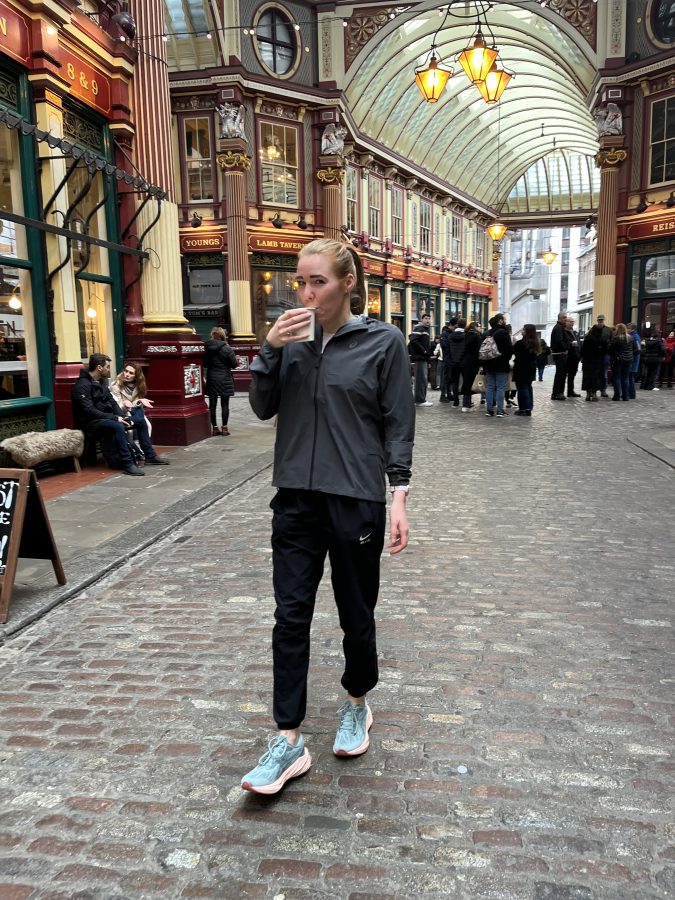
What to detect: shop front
<box><xmin>180</xmin><ymin>230</ymin><xmax>228</xmax><ymax>339</ymax></box>
<box><xmin>625</xmin><ymin>215</ymin><xmax>675</xmax><ymax>337</ymax></box>
<box><xmin>390</xmin><ymin>280</ymin><xmax>405</xmax><ymax>334</ymax></box>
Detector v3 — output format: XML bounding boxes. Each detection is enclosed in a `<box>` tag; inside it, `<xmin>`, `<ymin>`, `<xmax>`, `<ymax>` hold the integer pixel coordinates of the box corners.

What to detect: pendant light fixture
<box><xmin>486</xmin><ymin>100</ymin><xmax>507</xmax><ymax>243</ymax></box>
<box><xmin>457</xmin><ymin>22</ymin><xmax>498</xmax><ymax>85</ymax></box>
<box><xmin>541</xmin><ymin>246</ymin><xmax>557</xmax><ymax>266</ymax></box>
<box><xmin>414</xmin><ymin>6</ymin><xmax>453</xmax><ymax>103</ymax></box>
<box><xmin>476</xmin><ymin>59</ymin><xmax>514</xmax><ymax>105</ymax></box>
<box><xmin>414</xmin><ymin>46</ymin><xmax>453</xmax><ymax>103</ymax></box>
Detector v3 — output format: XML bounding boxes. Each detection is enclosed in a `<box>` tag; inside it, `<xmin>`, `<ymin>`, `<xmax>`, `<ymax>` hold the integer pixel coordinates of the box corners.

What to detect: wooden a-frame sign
<box><xmin>0</xmin><ymin>469</ymin><xmax>65</xmax><ymax>624</ymax></box>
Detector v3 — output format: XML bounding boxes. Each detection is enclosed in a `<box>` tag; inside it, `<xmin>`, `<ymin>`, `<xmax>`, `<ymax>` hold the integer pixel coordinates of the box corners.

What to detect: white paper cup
<box><xmin>296</xmin><ymin>307</ymin><xmax>316</xmax><ymax>342</ymax></box>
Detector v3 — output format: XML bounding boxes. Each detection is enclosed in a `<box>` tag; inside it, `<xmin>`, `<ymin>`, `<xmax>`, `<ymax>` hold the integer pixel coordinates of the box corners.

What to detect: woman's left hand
<box><xmin>387</xmin><ymin>493</ymin><xmax>409</xmax><ymax>555</ymax></box>
<box><xmin>140</xmin><ymin>399</ymin><xmax>154</xmax><ymax>408</ymax></box>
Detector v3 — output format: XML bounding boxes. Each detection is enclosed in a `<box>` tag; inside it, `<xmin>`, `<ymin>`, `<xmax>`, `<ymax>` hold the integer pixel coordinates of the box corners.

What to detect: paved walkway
<box><xmin>0</xmin><ymin>378</ymin><xmax>673</xmax><ymax>900</ymax></box>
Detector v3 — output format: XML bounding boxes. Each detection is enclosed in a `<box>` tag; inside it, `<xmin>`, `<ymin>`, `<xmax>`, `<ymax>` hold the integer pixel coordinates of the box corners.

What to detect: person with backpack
<box><xmin>609</xmin><ymin>323</ymin><xmax>634</xmax><ymax>401</ymax></box>
<box><xmin>408</xmin><ymin>314</ymin><xmax>433</xmax><ymax>406</ymax></box>
<box><xmin>481</xmin><ymin>314</ymin><xmax>513</xmax><ymax>417</ymax></box>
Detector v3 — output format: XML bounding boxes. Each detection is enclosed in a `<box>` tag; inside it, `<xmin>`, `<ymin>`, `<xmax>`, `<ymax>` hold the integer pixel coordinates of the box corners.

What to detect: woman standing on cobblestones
<box><xmin>243</xmin><ymin>238</ymin><xmax>415</xmax><ymax>795</ymax></box>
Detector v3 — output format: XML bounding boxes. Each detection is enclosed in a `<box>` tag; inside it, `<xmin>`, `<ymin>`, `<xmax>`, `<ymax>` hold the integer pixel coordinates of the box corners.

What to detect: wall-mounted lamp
<box><xmin>584</xmin><ymin>216</ymin><xmax>594</xmax><ymax>230</ymax></box>
<box><xmin>296</xmin><ymin>214</ymin><xmax>308</xmax><ymax>230</ymax></box>
<box><xmin>667</xmin><ymin>192</ymin><xmax>675</xmax><ymax>209</ymax></box>
<box><xmin>190</xmin><ymin>212</ymin><xmax>202</xmax><ymax>228</ymax></box>
<box><xmin>635</xmin><ymin>193</ymin><xmax>656</xmax><ymax>214</ymax></box>
<box><xmin>271</xmin><ymin>212</ymin><xmax>284</xmax><ymax>229</ymax></box>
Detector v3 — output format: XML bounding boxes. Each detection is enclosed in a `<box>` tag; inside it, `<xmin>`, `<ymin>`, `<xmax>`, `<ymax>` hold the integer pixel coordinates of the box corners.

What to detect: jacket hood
<box><xmin>204</xmin><ymin>339</ymin><xmax>227</xmax><ymax>349</ymax></box>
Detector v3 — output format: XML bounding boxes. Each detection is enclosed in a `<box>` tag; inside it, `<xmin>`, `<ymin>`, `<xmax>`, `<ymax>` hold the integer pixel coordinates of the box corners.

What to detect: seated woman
<box><xmin>110</xmin><ymin>362</ymin><xmax>169</xmax><ymax>465</ymax></box>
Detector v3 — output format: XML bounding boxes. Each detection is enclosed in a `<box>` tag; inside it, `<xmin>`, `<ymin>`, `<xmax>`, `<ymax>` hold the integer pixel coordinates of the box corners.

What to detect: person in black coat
<box><xmin>536</xmin><ymin>339</ymin><xmax>549</xmax><ymax>382</ymax></box>
<box><xmin>550</xmin><ymin>312</ymin><xmax>572</xmax><ymax>400</ymax></box>
<box><xmin>642</xmin><ymin>330</ymin><xmax>666</xmax><ymax>391</ymax></box>
<box><xmin>461</xmin><ymin>322</ymin><xmax>482</xmax><ymax>411</ymax></box>
<box><xmin>512</xmin><ymin>324</ymin><xmax>541</xmax><ymax>416</ymax></box>
<box><xmin>204</xmin><ymin>327</ymin><xmax>238</xmax><ymax>435</ymax></box>
<box><xmin>446</xmin><ymin>319</ymin><xmax>466</xmax><ymax>407</ymax></box>
<box><xmin>581</xmin><ymin>324</ymin><xmax>609</xmax><ymax>400</ymax></box>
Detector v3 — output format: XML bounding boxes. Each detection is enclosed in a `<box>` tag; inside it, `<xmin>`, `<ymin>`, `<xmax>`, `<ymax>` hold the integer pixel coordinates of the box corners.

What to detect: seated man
<box><xmin>72</xmin><ymin>353</ymin><xmax>170</xmax><ymax>476</ymax></box>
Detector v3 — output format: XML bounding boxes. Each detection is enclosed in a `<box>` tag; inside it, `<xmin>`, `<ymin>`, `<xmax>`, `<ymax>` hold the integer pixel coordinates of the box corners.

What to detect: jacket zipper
<box><xmin>308</xmin><ymin>352</ymin><xmax>323</xmax><ymax>489</ymax></box>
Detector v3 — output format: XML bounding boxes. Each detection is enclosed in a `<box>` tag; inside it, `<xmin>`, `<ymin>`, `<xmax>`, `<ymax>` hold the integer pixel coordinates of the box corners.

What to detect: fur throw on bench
<box><xmin>0</xmin><ymin>429</ymin><xmax>85</xmax><ymax>468</ymax></box>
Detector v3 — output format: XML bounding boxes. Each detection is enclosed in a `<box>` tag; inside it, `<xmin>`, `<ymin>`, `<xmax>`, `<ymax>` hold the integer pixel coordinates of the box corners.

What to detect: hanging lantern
<box><xmin>487</xmin><ymin>221</ymin><xmax>507</xmax><ymax>242</ymax></box>
<box><xmin>541</xmin><ymin>246</ymin><xmax>557</xmax><ymax>265</ymax></box>
<box><xmin>457</xmin><ymin>29</ymin><xmax>498</xmax><ymax>85</ymax></box>
<box><xmin>476</xmin><ymin>61</ymin><xmax>513</xmax><ymax>105</ymax></box>
<box><xmin>414</xmin><ymin>49</ymin><xmax>453</xmax><ymax>103</ymax></box>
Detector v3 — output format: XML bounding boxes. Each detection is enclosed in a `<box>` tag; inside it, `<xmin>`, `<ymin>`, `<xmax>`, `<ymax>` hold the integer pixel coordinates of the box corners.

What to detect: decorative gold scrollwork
<box><xmin>217</xmin><ymin>152</ymin><xmax>251</xmax><ymax>171</ymax></box>
<box><xmin>595</xmin><ymin>148</ymin><xmax>628</xmax><ymax>169</ymax></box>
<box><xmin>316</xmin><ymin>167</ymin><xmax>344</xmax><ymax>185</ymax></box>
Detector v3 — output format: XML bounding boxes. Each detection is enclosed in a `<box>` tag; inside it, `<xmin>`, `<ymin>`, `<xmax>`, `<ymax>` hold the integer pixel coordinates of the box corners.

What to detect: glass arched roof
<box><xmin>504</xmin><ymin>150</ymin><xmax>600</xmax><ymax>214</ymax></box>
<box><xmin>163</xmin><ymin>0</ymin><xmax>222</xmax><ymax>69</ymax></box>
<box><xmin>343</xmin><ymin>1</ymin><xmax>599</xmax><ymax>210</ymax></box>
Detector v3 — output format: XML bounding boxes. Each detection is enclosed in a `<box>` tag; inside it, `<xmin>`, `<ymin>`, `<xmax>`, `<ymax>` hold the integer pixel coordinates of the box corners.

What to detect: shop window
<box><xmin>650</xmin><ymin>96</ymin><xmax>675</xmax><ymax>185</ymax></box>
<box><xmin>451</xmin><ymin>215</ymin><xmax>462</xmax><ymax>262</ymax></box>
<box><xmin>346</xmin><ymin>166</ymin><xmax>359</xmax><ymax>232</ymax></box>
<box><xmin>260</xmin><ymin>122</ymin><xmax>298</xmax><ymax>207</ymax></box>
<box><xmin>561</xmin><ymin>274</ymin><xmax>569</xmax><ymax>294</ymax></box>
<box><xmin>471</xmin><ymin>298</ymin><xmax>487</xmax><ymax>331</ymax></box>
<box><xmin>184</xmin><ymin>117</ymin><xmax>213</xmax><ymax>202</ymax></box>
<box><xmin>391</xmin><ymin>186</ymin><xmax>403</xmax><ymax>245</ymax></box>
<box><xmin>391</xmin><ymin>288</ymin><xmax>403</xmax><ymax>316</ymax></box>
<box><xmin>254</xmin><ymin>268</ymin><xmax>299</xmax><ymax>342</ymax></box>
<box><xmin>476</xmin><ymin>230</ymin><xmax>485</xmax><ymax>270</ymax></box>
<box><xmin>0</xmin><ymin>128</ymin><xmax>37</xmax><ymax>398</ymax></box>
<box><xmin>644</xmin><ymin>254</ymin><xmax>675</xmax><ymax>293</ymax></box>
<box><xmin>254</xmin><ymin>5</ymin><xmax>299</xmax><ymax>77</ymax></box>
<box><xmin>445</xmin><ymin>297</ymin><xmax>463</xmax><ymax>322</ymax></box>
<box><xmin>368</xmin><ymin>175</ymin><xmax>381</xmax><ymax>239</ymax></box>
<box><xmin>420</xmin><ymin>201</ymin><xmax>431</xmax><ymax>255</ymax></box>
<box><xmin>367</xmin><ymin>284</ymin><xmax>382</xmax><ymax>319</ymax></box>
<box><xmin>188</xmin><ymin>268</ymin><xmax>224</xmax><ymax>304</ymax></box>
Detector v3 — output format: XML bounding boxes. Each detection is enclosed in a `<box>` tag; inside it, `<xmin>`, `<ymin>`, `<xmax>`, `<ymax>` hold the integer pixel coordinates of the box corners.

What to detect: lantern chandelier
<box><xmin>414</xmin><ymin>1</ymin><xmax>516</xmax><ymax>106</ymax></box>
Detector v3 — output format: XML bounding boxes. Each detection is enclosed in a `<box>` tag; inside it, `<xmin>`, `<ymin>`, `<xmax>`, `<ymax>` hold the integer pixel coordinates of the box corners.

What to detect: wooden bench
<box><xmin>0</xmin><ymin>429</ymin><xmax>85</xmax><ymax>473</ymax></box>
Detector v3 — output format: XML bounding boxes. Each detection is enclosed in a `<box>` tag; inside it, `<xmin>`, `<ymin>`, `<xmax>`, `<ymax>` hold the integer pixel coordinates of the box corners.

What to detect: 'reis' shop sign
<box><xmin>627</xmin><ymin>213</ymin><xmax>675</xmax><ymax>241</ymax></box>
<box><xmin>0</xmin><ymin>2</ymin><xmax>30</xmax><ymax>64</ymax></box>
<box><xmin>181</xmin><ymin>232</ymin><xmax>226</xmax><ymax>252</ymax></box>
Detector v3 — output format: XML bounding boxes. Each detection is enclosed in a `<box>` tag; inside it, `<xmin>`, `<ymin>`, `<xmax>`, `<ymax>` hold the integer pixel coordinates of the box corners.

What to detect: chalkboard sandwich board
<box><xmin>0</xmin><ymin>469</ymin><xmax>65</xmax><ymax>624</ymax></box>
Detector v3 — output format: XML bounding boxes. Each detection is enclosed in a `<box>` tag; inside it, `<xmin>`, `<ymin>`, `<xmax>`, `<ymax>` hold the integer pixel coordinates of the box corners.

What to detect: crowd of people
<box><xmin>408</xmin><ymin>313</ymin><xmax>675</xmax><ymax>416</ymax></box>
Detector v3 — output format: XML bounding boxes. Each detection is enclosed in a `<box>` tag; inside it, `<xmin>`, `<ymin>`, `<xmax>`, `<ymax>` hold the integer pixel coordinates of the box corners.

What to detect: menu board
<box><xmin>0</xmin><ymin>470</ymin><xmax>65</xmax><ymax>623</ymax></box>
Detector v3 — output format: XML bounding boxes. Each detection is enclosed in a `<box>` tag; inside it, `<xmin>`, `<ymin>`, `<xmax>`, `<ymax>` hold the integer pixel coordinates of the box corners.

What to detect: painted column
<box><xmin>594</xmin><ymin>144</ymin><xmax>627</xmax><ymax>322</ymax></box>
<box><xmin>384</xmin><ymin>280</ymin><xmax>392</xmax><ymax>324</ymax></box>
<box><xmin>317</xmin><ymin>157</ymin><xmax>345</xmax><ymax>240</ymax></box>
<box><xmin>217</xmin><ymin>139</ymin><xmax>253</xmax><ymax>338</ymax></box>
<box><xmin>128</xmin><ymin>0</ymin><xmax>187</xmax><ymax>333</ymax></box>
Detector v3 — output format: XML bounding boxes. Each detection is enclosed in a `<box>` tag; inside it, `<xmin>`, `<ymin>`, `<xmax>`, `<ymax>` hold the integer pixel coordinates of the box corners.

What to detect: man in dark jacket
<box><xmin>642</xmin><ymin>330</ymin><xmax>666</xmax><ymax>390</ymax></box>
<box><xmin>565</xmin><ymin>316</ymin><xmax>581</xmax><ymax>397</ymax></box>
<box><xmin>447</xmin><ymin>318</ymin><xmax>466</xmax><ymax>406</ymax></box>
<box><xmin>550</xmin><ymin>311</ymin><xmax>572</xmax><ymax>400</ymax></box>
<box><xmin>72</xmin><ymin>354</ymin><xmax>168</xmax><ymax>475</ymax></box>
<box><xmin>408</xmin><ymin>314</ymin><xmax>432</xmax><ymax>406</ymax></box>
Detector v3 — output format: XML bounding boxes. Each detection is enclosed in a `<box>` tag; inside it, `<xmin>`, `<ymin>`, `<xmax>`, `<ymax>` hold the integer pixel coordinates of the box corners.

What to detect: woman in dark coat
<box><xmin>581</xmin><ymin>324</ymin><xmax>609</xmax><ymax>401</ymax></box>
<box><xmin>204</xmin><ymin>327</ymin><xmax>237</xmax><ymax>435</ymax></box>
<box><xmin>512</xmin><ymin>324</ymin><xmax>540</xmax><ymax>416</ymax></box>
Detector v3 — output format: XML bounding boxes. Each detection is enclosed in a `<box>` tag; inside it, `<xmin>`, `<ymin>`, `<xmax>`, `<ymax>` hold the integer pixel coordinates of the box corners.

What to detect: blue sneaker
<box><xmin>241</xmin><ymin>735</ymin><xmax>311</xmax><ymax>795</ymax></box>
<box><xmin>333</xmin><ymin>701</ymin><xmax>373</xmax><ymax>757</ymax></box>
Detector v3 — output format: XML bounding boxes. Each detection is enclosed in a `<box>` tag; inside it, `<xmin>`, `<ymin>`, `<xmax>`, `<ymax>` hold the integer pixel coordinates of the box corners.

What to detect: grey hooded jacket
<box><xmin>249</xmin><ymin>316</ymin><xmax>414</xmax><ymax>503</ymax></box>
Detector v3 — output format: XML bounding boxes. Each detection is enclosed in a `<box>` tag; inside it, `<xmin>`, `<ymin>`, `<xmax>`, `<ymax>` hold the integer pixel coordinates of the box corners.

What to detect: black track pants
<box><xmin>270</xmin><ymin>489</ymin><xmax>386</xmax><ymax>730</ymax></box>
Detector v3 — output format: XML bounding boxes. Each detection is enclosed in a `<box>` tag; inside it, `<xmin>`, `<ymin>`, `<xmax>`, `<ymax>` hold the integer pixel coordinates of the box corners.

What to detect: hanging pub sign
<box><xmin>0</xmin><ymin>470</ymin><xmax>65</xmax><ymax>624</ymax></box>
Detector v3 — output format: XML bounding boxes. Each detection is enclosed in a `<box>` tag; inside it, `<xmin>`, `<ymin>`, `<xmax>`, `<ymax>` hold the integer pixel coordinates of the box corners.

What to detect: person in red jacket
<box><xmin>659</xmin><ymin>330</ymin><xmax>675</xmax><ymax>389</ymax></box>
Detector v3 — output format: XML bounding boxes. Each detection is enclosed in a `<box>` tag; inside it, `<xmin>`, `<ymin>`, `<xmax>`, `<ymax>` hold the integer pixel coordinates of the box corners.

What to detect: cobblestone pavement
<box><xmin>0</xmin><ymin>381</ymin><xmax>673</xmax><ymax>900</ymax></box>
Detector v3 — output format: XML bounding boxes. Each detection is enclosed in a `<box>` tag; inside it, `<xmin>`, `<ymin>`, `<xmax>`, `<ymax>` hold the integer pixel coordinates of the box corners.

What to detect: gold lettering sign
<box><xmin>60</xmin><ymin>48</ymin><xmax>111</xmax><ymax>114</ymax></box>
<box><xmin>0</xmin><ymin>3</ymin><xmax>30</xmax><ymax>63</ymax></box>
